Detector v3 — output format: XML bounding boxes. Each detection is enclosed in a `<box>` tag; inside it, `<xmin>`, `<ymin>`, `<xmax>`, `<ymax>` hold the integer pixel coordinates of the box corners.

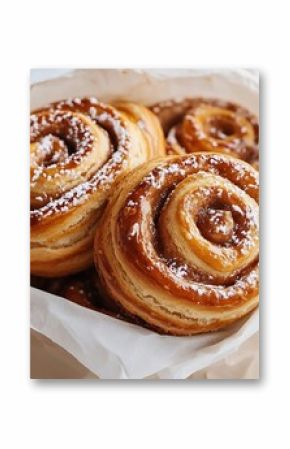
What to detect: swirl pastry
<box><xmin>30</xmin><ymin>97</ymin><xmax>165</xmax><ymax>277</ymax></box>
<box><xmin>151</xmin><ymin>98</ymin><xmax>259</xmax><ymax>168</ymax></box>
<box><xmin>94</xmin><ymin>153</ymin><xmax>259</xmax><ymax>335</ymax></box>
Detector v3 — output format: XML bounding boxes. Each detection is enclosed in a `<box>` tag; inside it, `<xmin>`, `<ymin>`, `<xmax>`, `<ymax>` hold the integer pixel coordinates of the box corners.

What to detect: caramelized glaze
<box><xmin>30</xmin><ymin>97</ymin><xmax>165</xmax><ymax>277</ymax></box>
<box><xmin>151</xmin><ymin>98</ymin><xmax>259</xmax><ymax>168</ymax></box>
<box><xmin>95</xmin><ymin>153</ymin><xmax>259</xmax><ymax>335</ymax></box>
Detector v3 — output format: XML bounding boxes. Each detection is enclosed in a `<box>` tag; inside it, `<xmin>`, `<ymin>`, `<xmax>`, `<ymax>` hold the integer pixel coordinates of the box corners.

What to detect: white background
<box><xmin>0</xmin><ymin>0</ymin><xmax>289</xmax><ymax>448</ymax></box>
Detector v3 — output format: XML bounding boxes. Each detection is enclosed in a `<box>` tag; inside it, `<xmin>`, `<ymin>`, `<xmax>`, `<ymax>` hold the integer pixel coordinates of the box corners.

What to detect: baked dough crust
<box><xmin>30</xmin><ymin>98</ymin><xmax>165</xmax><ymax>277</ymax></box>
<box><xmin>151</xmin><ymin>98</ymin><xmax>259</xmax><ymax>169</ymax></box>
<box><xmin>94</xmin><ymin>153</ymin><xmax>259</xmax><ymax>335</ymax></box>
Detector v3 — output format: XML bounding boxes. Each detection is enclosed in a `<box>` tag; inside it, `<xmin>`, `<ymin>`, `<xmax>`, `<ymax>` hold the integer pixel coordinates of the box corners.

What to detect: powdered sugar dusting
<box><xmin>116</xmin><ymin>153</ymin><xmax>259</xmax><ymax>306</ymax></box>
<box><xmin>31</xmin><ymin>98</ymin><xmax>134</xmax><ymax>221</ymax></box>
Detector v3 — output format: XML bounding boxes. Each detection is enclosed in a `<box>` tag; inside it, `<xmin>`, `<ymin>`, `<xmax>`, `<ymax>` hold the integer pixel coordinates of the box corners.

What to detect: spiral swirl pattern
<box><xmin>30</xmin><ymin>97</ymin><xmax>165</xmax><ymax>277</ymax></box>
<box><xmin>152</xmin><ymin>98</ymin><xmax>259</xmax><ymax>169</ymax></box>
<box><xmin>95</xmin><ymin>153</ymin><xmax>259</xmax><ymax>335</ymax></box>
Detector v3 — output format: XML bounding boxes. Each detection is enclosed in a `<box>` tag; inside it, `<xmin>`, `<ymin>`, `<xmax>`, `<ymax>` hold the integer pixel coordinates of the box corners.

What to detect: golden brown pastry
<box><xmin>30</xmin><ymin>97</ymin><xmax>165</xmax><ymax>277</ymax></box>
<box><xmin>151</xmin><ymin>98</ymin><xmax>259</xmax><ymax>168</ymax></box>
<box><xmin>94</xmin><ymin>153</ymin><xmax>259</xmax><ymax>335</ymax></box>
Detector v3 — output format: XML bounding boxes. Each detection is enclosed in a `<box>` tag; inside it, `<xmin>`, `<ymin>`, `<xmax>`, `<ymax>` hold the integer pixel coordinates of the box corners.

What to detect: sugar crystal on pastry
<box><xmin>94</xmin><ymin>152</ymin><xmax>259</xmax><ymax>335</ymax></box>
<box><xmin>30</xmin><ymin>97</ymin><xmax>165</xmax><ymax>277</ymax></box>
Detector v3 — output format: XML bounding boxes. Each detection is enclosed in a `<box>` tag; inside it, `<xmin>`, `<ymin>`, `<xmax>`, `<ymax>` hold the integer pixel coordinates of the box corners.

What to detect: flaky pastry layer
<box><xmin>30</xmin><ymin>97</ymin><xmax>165</xmax><ymax>276</ymax></box>
<box><xmin>94</xmin><ymin>153</ymin><xmax>259</xmax><ymax>335</ymax></box>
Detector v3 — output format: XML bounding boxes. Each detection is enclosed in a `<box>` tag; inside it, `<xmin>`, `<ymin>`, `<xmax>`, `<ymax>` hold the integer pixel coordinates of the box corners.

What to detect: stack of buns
<box><xmin>31</xmin><ymin>96</ymin><xmax>259</xmax><ymax>335</ymax></box>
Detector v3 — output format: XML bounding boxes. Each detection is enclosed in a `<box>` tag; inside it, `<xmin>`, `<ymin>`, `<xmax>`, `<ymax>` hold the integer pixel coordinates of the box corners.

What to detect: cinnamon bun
<box><xmin>94</xmin><ymin>153</ymin><xmax>259</xmax><ymax>335</ymax></box>
<box><xmin>30</xmin><ymin>98</ymin><xmax>165</xmax><ymax>277</ymax></box>
<box><xmin>151</xmin><ymin>98</ymin><xmax>259</xmax><ymax>168</ymax></box>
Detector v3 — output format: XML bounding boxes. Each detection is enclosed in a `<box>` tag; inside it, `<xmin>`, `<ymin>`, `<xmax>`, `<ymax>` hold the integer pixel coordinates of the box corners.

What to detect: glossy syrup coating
<box><xmin>151</xmin><ymin>98</ymin><xmax>259</xmax><ymax>169</ymax></box>
<box><xmin>95</xmin><ymin>153</ymin><xmax>259</xmax><ymax>335</ymax></box>
<box><xmin>30</xmin><ymin>97</ymin><xmax>165</xmax><ymax>277</ymax></box>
